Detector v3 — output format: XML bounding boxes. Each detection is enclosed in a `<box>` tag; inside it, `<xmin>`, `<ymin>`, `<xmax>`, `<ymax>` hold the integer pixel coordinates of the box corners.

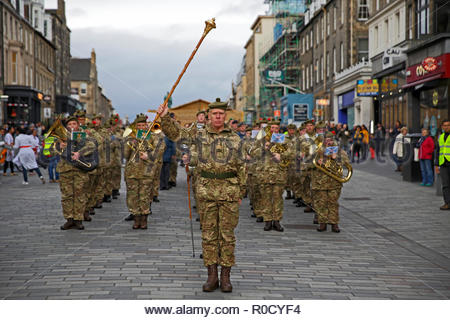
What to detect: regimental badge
<box><xmin>71</xmin><ymin>131</ymin><xmax>86</xmax><ymax>141</ymax></box>
<box><xmin>137</xmin><ymin>129</ymin><xmax>151</xmax><ymax>140</ymax></box>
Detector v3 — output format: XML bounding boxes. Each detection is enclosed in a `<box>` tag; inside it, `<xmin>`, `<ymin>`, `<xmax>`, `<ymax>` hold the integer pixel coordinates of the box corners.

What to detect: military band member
<box><xmin>300</xmin><ymin>119</ymin><xmax>317</xmax><ymax>219</ymax></box>
<box><xmin>251</xmin><ymin>120</ymin><xmax>293</xmax><ymax>232</ymax></box>
<box><xmin>285</xmin><ymin>124</ymin><xmax>297</xmax><ymax>200</ymax></box>
<box><xmin>56</xmin><ymin>116</ymin><xmax>95</xmax><ymax>230</ymax></box>
<box><xmin>159</xmin><ymin>98</ymin><xmax>246</xmax><ymax>293</ymax></box>
<box><xmin>312</xmin><ymin>132</ymin><xmax>349</xmax><ymax>232</ymax></box>
<box><xmin>124</xmin><ymin>114</ymin><xmax>157</xmax><ymax>229</ymax></box>
<box><xmin>251</xmin><ymin>121</ymin><xmax>266</xmax><ymax>223</ymax></box>
<box><xmin>293</xmin><ymin>123</ymin><xmax>306</xmax><ymax>207</ymax></box>
<box><xmin>110</xmin><ymin>114</ymin><xmax>123</xmax><ymax>199</ymax></box>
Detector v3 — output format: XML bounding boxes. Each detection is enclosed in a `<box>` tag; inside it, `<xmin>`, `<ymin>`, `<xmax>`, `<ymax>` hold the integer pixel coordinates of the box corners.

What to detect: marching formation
<box><xmin>41</xmin><ymin>98</ymin><xmax>353</xmax><ymax>293</ymax></box>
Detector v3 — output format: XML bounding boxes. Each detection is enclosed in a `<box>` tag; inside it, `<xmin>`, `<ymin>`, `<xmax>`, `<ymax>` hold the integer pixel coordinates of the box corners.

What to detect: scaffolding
<box><xmin>258</xmin><ymin>0</ymin><xmax>309</xmax><ymax>118</ymax></box>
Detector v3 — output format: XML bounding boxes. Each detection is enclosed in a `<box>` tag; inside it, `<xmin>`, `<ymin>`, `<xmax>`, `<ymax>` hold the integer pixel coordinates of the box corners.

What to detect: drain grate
<box><xmin>342</xmin><ymin>197</ymin><xmax>371</xmax><ymax>201</ymax></box>
<box><xmin>284</xmin><ymin>224</ymin><xmax>317</xmax><ymax>230</ymax></box>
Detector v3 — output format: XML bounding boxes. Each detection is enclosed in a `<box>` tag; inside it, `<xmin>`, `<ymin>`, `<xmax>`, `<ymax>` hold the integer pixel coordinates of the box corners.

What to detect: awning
<box><xmin>402</xmin><ymin>73</ymin><xmax>444</xmax><ymax>89</ymax></box>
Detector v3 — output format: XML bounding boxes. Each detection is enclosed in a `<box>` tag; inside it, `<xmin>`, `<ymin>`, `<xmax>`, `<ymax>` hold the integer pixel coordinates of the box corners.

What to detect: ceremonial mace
<box><xmin>130</xmin><ymin>18</ymin><xmax>216</xmax><ymax>162</ymax></box>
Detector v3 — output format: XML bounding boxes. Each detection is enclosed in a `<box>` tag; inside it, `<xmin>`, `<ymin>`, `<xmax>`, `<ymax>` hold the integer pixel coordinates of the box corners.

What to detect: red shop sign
<box><xmin>406</xmin><ymin>53</ymin><xmax>450</xmax><ymax>84</ymax></box>
<box><xmin>422</xmin><ymin>57</ymin><xmax>438</xmax><ymax>72</ymax></box>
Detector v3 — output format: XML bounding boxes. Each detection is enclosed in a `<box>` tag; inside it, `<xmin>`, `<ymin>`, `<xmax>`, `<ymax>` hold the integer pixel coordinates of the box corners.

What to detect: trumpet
<box><xmin>312</xmin><ymin>142</ymin><xmax>352</xmax><ymax>183</ymax></box>
<box><xmin>45</xmin><ymin>117</ymin><xmax>93</xmax><ymax>170</ymax></box>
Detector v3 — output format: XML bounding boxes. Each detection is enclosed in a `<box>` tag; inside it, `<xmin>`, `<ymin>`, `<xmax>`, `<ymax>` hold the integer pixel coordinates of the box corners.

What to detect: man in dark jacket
<box><xmin>160</xmin><ymin>136</ymin><xmax>176</xmax><ymax>190</ymax></box>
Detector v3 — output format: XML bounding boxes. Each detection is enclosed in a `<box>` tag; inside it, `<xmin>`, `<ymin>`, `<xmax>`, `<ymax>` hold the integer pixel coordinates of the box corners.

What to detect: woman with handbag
<box><xmin>417</xmin><ymin>128</ymin><xmax>435</xmax><ymax>186</ymax></box>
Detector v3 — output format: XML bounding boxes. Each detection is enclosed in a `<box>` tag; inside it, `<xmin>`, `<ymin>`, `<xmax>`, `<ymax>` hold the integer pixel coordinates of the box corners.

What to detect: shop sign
<box><xmin>406</xmin><ymin>53</ymin><xmax>450</xmax><ymax>83</ymax></box>
<box><xmin>382</xmin><ymin>47</ymin><xmax>407</xmax><ymax>70</ymax></box>
<box><xmin>423</xmin><ymin>57</ymin><xmax>438</xmax><ymax>72</ymax></box>
<box><xmin>316</xmin><ymin>99</ymin><xmax>329</xmax><ymax>106</ymax></box>
<box><xmin>43</xmin><ymin>95</ymin><xmax>51</xmax><ymax>102</ymax></box>
<box><xmin>356</xmin><ymin>79</ymin><xmax>379</xmax><ymax>96</ymax></box>
<box><xmin>43</xmin><ymin>108</ymin><xmax>52</xmax><ymax>119</ymax></box>
<box><xmin>265</xmin><ymin>70</ymin><xmax>284</xmax><ymax>82</ymax></box>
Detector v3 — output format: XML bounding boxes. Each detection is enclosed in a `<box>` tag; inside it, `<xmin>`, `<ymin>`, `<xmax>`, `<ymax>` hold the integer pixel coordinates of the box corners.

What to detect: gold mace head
<box><xmin>203</xmin><ymin>18</ymin><xmax>216</xmax><ymax>36</ymax></box>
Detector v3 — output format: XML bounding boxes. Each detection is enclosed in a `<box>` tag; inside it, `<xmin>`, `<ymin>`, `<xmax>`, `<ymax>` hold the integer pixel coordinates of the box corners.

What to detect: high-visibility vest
<box><xmin>438</xmin><ymin>133</ymin><xmax>450</xmax><ymax>166</ymax></box>
<box><xmin>43</xmin><ymin>137</ymin><xmax>55</xmax><ymax>156</ymax></box>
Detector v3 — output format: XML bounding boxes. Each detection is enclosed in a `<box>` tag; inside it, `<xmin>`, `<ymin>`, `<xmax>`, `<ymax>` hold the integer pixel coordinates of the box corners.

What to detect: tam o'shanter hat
<box><xmin>304</xmin><ymin>119</ymin><xmax>314</xmax><ymax>126</ymax></box>
<box><xmin>208</xmin><ymin>98</ymin><xmax>228</xmax><ymax>111</ymax></box>
<box><xmin>287</xmin><ymin>124</ymin><xmax>297</xmax><ymax>130</ymax></box>
<box><xmin>315</xmin><ymin>121</ymin><xmax>326</xmax><ymax>129</ymax></box>
<box><xmin>65</xmin><ymin>115</ymin><xmax>78</xmax><ymax>124</ymax></box>
<box><xmin>92</xmin><ymin>113</ymin><xmax>103</xmax><ymax>120</ymax></box>
<box><xmin>134</xmin><ymin>113</ymin><xmax>148</xmax><ymax>124</ymax></box>
<box><xmin>196</xmin><ymin>110</ymin><xmax>206</xmax><ymax>116</ymax></box>
<box><xmin>268</xmin><ymin>119</ymin><xmax>281</xmax><ymax>125</ymax></box>
<box><xmin>74</xmin><ymin>110</ymin><xmax>86</xmax><ymax>118</ymax></box>
<box><xmin>325</xmin><ymin>131</ymin><xmax>334</xmax><ymax>139</ymax></box>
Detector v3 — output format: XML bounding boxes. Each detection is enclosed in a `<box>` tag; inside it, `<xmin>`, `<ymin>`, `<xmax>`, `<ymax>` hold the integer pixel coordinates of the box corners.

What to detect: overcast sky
<box><xmin>46</xmin><ymin>0</ymin><xmax>268</xmax><ymax>120</ymax></box>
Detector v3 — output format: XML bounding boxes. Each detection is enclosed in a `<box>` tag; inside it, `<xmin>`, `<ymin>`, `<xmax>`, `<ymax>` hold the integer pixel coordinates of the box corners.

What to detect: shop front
<box><xmin>404</xmin><ymin>52</ymin><xmax>450</xmax><ymax>135</ymax></box>
<box><xmin>337</xmin><ymin>90</ymin><xmax>355</xmax><ymax>128</ymax></box>
<box><xmin>3</xmin><ymin>86</ymin><xmax>42</xmax><ymax>126</ymax></box>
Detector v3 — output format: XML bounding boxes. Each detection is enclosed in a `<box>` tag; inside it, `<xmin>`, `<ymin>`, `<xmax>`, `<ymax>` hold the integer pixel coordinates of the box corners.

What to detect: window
<box><xmin>44</xmin><ymin>20</ymin><xmax>47</xmax><ymax>37</ymax></box>
<box><xmin>302</xmin><ymin>66</ymin><xmax>306</xmax><ymax>90</ymax></box>
<box><xmin>316</xmin><ymin>24</ymin><xmax>319</xmax><ymax>45</ymax></box>
<box><xmin>340</xmin><ymin>42</ymin><xmax>344</xmax><ymax>70</ymax></box>
<box><xmin>24</xmin><ymin>4</ymin><xmax>30</xmax><ymax>21</ymax></box>
<box><xmin>326</xmin><ymin>52</ymin><xmax>330</xmax><ymax>78</ymax></box>
<box><xmin>12</xmin><ymin>52</ymin><xmax>17</xmax><ymax>84</ymax></box>
<box><xmin>357</xmin><ymin>0</ymin><xmax>370</xmax><ymax>21</ymax></box>
<box><xmin>376</xmin><ymin>0</ymin><xmax>380</xmax><ymax>11</ymax></box>
<box><xmin>316</xmin><ymin>59</ymin><xmax>319</xmax><ymax>83</ymax></box>
<box><xmin>374</xmin><ymin>25</ymin><xmax>379</xmax><ymax>48</ymax></box>
<box><xmin>321</xmin><ymin>17</ymin><xmax>324</xmax><ymax>40</ymax></box>
<box><xmin>333</xmin><ymin>47</ymin><xmax>336</xmax><ymax>74</ymax></box>
<box><xmin>15</xmin><ymin>20</ymin><xmax>18</xmax><ymax>41</ymax></box>
<box><xmin>25</xmin><ymin>65</ymin><xmax>29</xmax><ymax>86</ymax></box>
<box><xmin>302</xmin><ymin>37</ymin><xmax>305</xmax><ymax>54</ymax></box>
<box><xmin>384</xmin><ymin>19</ymin><xmax>389</xmax><ymax>44</ymax></box>
<box><xmin>326</xmin><ymin>12</ymin><xmax>330</xmax><ymax>36</ymax></box>
<box><xmin>9</xmin><ymin>16</ymin><xmax>12</xmax><ymax>39</ymax></box>
<box><xmin>395</xmin><ymin>11</ymin><xmax>400</xmax><ymax>39</ymax></box>
<box><xmin>24</xmin><ymin>31</ymin><xmax>28</xmax><ymax>51</ymax></box>
<box><xmin>310</xmin><ymin>30</ymin><xmax>313</xmax><ymax>47</ymax></box>
<box><xmin>30</xmin><ymin>66</ymin><xmax>33</xmax><ymax>87</ymax></box>
<box><xmin>310</xmin><ymin>64</ymin><xmax>313</xmax><ymax>87</ymax></box>
<box><xmin>408</xmin><ymin>5</ymin><xmax>413</xmax><ymax>39</ymax></box>
<box><xmin>333</xmin><ymin>6</ymin><xmax>337</xmax><ymax>31</ymax></box>
<box><xmin>416</xmin><ymin>0</ymin><xmax>430</xmax><ymax>38</ymax></box>
<box><xmin>341</xmin><ymin>0</ymin><xmax>344</xmax><ymax>25</ymax></box>
<box><xmin>80</xmin><ymin>83</ymin><xmax>87</xmax><ymax>95</ymax></box>
<box><xmin>320</xmin><ymin>56</ymin><xmax>323</xmax><ymax>81</ymax></box>
<box><xmin>357</xmin><ymin>38</ymin><xmax>369</xmax><ymax>62</ymax></box>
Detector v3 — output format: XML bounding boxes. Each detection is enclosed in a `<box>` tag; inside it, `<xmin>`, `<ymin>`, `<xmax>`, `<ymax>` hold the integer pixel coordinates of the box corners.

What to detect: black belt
<box><xmin>200</xmin><ymin>171</ymin><xmax>237</xmax><ymax>179</ymax></box>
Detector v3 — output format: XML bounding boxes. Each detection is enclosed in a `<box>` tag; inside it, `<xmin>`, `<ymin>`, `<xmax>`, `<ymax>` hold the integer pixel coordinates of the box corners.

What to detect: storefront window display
<box><xmin>419</xmin><ymin>86</ymin><xmax>449</xmax><ymax>137</ymax></box>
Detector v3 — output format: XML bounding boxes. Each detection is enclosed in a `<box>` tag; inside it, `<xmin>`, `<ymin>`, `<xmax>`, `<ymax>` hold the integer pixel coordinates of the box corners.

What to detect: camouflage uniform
<box><xmin>251</xmin><ymin>138</ymin><xmax>293</xmax><ymax>223</ymax></box>
<box><xmin>124</xmin><ymin>137</ymin><xmax>156</xmax><ymax>215</ymax></box>
<box><xmin>56</xmin><ymin>134</ymin><xmax>95</xmax><ymax>221</ymax></box>
<box><xmin>300</xmin><ymin>132</ymin><xmax>319</xmax><ymax>207</ymax></box>
<box><xmin>312</xmin><ymin>146</ymin><xmax>349</xmax><ymax>225</ymax></box>
<box><xmin>169</xmin><ymin>149</ymin><xmax>180</xmax><ymax>185</ymax></box>
<box><xmin>161</xmin><ymin>115</ymin><xmax>246</xmax><ymax>268</ymax></box>
<box><xmin>151</xmin><ymin>132</ymin><xmax>165</xmax><ymax>200</ymax></box>
<box><xmin>86</xmin><ymin>126</ymin><xmax>105</xmax><ymax>210</ymax></box>
<box><xmin>95</xmin><ymin>126</ymin><xmax>110</xmax><ymax>202</ymax></box>
<box><xmin>292</xmin><ymin>134</ymin><xmax>304</xmax><ymax>200</ymax></box>
<box><xmin>111</xmin><ymin>125</ymin><xmax>123</xmax><ymax>193</ymax></box>
<box><xmin>285</xmin><ymin>133</ymin><xmax>297</xmax><ymax>197</ymax></box>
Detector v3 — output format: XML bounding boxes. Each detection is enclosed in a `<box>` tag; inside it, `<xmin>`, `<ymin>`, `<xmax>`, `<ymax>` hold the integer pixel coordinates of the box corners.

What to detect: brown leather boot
<box><xmin>202</xmin><ymin>264</ymin><xmax>219</xmax><ymax>292</ymax></box>
<box><xmin>83</xmin><ymin>210</ymin><xmax>92</xmax><ymax>222</ymax></box>
<box><xmin>140</xmin><ymin>215</ymin><xmax>148</xmax><ymax>229</ymax></box>
<box><xmin>264</xmin><ymin>221</ymin><xmax>272</xmax><ymax>231</ymax></box>
<box><xmin>73</xmin><ymin>220</ymin><xmax>84</xmax><ymax>230</ymax></box>
<box><xmin>133</xmin><ymin>215</ymin><xmax>141</xmax><ymax>229</ymax></box>
<box><xmin>331</xmin><ymin>224</ymin><xmax>340</xmax><ymax>233</ymax></box>
<box><xmin>313</xmin><ymin>214</ymin><xmax>318</xmax><ymax>224</ymax></box>
<box><xmin>272</xmin><ymin>220</ymin><xmax>284</xmax><ymax>232</ymax></box>
<box><xmin>440</xmin><ymin>204</ymin><xmax>450</xmax><ymax>210</ymax></box>
<box><xmin>60</xmin><ymin>218</ymin><xmax>75</xmax><ymax>230</ymax></box>
<box><xmin>317</xmin><ymin>223</ymin><xmax>327</xmax><ymax>232</ymax></box>
<box><xmin>220</xmin><ymin>266</ymin><xmax>232</xmax><ymax>293</ymax></box>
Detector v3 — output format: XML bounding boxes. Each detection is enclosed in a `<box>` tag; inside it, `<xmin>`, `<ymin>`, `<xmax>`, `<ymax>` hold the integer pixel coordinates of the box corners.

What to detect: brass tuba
<box><xmin>312</xmin><ymin>142</ymin><xmax>352</xmax><ymax>183</ymax></box>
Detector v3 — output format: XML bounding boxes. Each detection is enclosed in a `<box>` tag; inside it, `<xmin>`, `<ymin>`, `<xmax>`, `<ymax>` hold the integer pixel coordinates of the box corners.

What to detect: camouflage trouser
<box><xmin>286</xmin><ymin>166</ymin><xmax>295</xmax><ymax>192</ymax></box>
<box><xmin>252</xmin><ymin>183</ymin><xmax>263</xmax><ymax>218</ymax></box>
<box><xmin>169</xmin><ymin>158</ymin><xmax>177</xmax><ymax>183</ymax></box>
<box><xmin>151</xmin><ymin>162</ymin><xmax>162</xmax><ymax>199</ymax></box>
<box><xmin>104</xmin><ymin>167</ymin><xmax>114</xmax><ymax>196</ymax></box>
<box><xmin>87</xmin><ymin>171</ymin><xmax>101</xmax><ymax>208</ymax></box>
<box><xmin>260</xmin><ymin>183</ymin><xmax>284</xmax><ymax>222</ymax></box>
<box><xmin>292</xmin><ymin>172</ymin><xmax>302</xmax><ymax>199</ymax></box>
<box><xmin>112</xmin><ymin>166</ymin><xmax>121</xmax><ymax>190</ymax></box>
<box><xmin>300</xmin><ymin>171</ymin><xmax>312</xmax><ymax>205</ymax></box>
<box><xmin>313</xmin><ymin>188</ymin><xmax>342</xmax><ymax>224</ymax></box>
<box><xmin>247</xmin><ymin>174</ymin><xmax>253</xmax><ymax>203</ymax></box>
<box><xmin>59</xmin><ymin>170</ymin><xmax>89</xmax><ymax>220</ymax></box>
<box><xmin>95</xmin><ymin>167</ymin><xmax>107</xmax><ymax>201</ymax></box>
<box><xmin>201</xmin><ymin>200</ymin><xmax>239</xmax><ymax>267</ymax></box>
<box><xmin>126</xmin><ymin>177</ymin><xmax>151</xmax><ymax>215</ymax></box>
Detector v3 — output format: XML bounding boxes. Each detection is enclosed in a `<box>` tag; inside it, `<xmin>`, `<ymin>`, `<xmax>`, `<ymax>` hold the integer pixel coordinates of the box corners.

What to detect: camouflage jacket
<box><xmin>300</xmin><ymin>132</ymin><xmax>321</xmax><ymax>171</ymax></box>
<box><xmin>311</xmin><ymin>144</ymin><xmax>350</xmax><ymax>190</ymax></box>
<box><xmin>152</xmin><ymin>132</ymin><xmax>166</xmax><ymax>165</ymax></box>
<box><xmin>250</xmin><ymin>138</ymin><xmax>294</xmax><ymax>184</ymax></box>
<box><xmin>161</xmin><ymin>115</ymin><xmax>246</xmax><ymax>201</ymax></box>
<box><xmin>124</xmin><ymin>136</ymin><xmax>157</xmax><ymax>179</ymax></box>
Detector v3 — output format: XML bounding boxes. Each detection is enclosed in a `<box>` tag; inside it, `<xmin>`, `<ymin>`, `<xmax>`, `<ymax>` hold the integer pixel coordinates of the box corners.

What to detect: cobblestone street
<box><xmin>0</xmin><ymin>163</ymin><xmax>449</xmax><ymax>300</ymax></box>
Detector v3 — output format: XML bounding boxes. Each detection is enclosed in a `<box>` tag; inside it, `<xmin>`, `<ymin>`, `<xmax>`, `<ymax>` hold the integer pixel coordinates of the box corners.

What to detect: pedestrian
<box><xmin>13</xmin><ymin>128</ymin><xmax>45</xmax><ymax>185</ymax></box>
<box><xmin>160</xmin><ymin>135</ymin><xmax>176</xmax><ymax>190</ymax></box>
<box><xmin>418</xmin><ymin>128</ymin><xmax>435</xmax><ymax>186</ymax></box>
<box><xmin>361</xmin><ymin>124</ymin><xmax>369</xmax><ymax>159</ymax></box>
<box><xmin>393</xmin><ymin>127</ymin><xmax>411</xmax><ymax>172</ymax></box>
<box><xmin>374</xmin><ymin>123</ymin><xmax>386</xmax><ymax>158</ymax></box>
<box><xmin>159</xmin><ymin>98</ymin><xmax>246</xmax><ymax>293</ymax></box>
<box><xmin>3</xmin><ymin>127</ymin><xmax>16</xmax><ymax>176</ymax></box>
<box><xmin>236</xmin><ymin>122</ymin><xmax>246</xmax><ymax>139</ymax></box>
<box><xmin>435</xmin><ymin>120</ymin><xmax>450</xmax><ymax>210</ymax></box>
<box><xmin>337</xmin><ymin>125</ymin><xmax>351</xmax><ymax>156</ymax></box>
<box><xmin>42</xmin><ymin>135</ymin><xmax>60</xmax><ymax>183</ymax></box>
<box><xmin>369</xmin><ymin>134</ymin><xmax>376</xmax><ymax>160</ymax></box>
<box><xmin>351</xmin><ymin>126</ymin><xmax>363</xmax><ymax>163</ymax></box>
